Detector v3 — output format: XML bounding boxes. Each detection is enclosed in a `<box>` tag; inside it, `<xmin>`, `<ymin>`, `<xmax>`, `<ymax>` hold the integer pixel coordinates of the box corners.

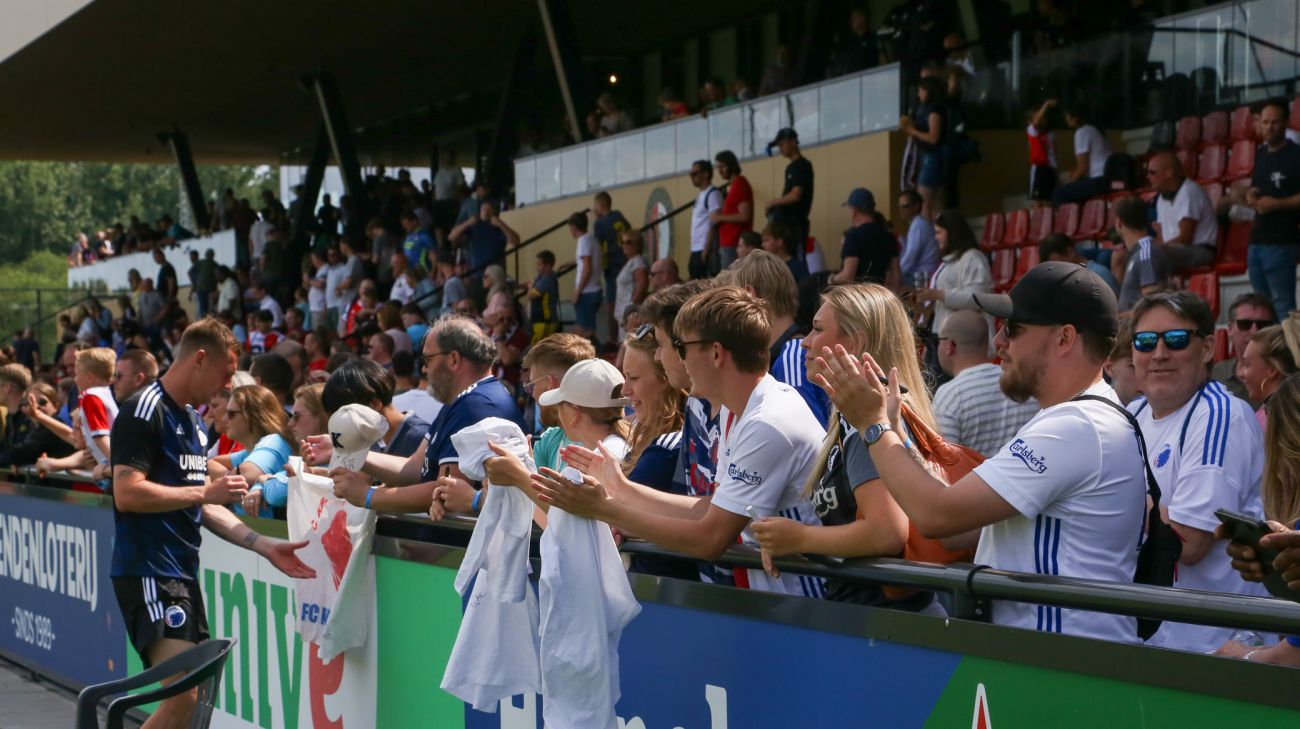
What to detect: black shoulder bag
<box><xmin>1073</xmin><ymin>394</ymin><xmax>1182</xmax><ymax>640</ymax></box>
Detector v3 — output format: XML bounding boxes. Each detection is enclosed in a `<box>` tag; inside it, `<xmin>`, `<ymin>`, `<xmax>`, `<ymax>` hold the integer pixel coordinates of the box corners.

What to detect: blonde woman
<box><xmin>1236</xmin><ymin>314</ymin><xmax>1300</xmax><ymax>431</ymax></box>
<box><xmin>751</xmin><ymin>283</ymin><xmax>939</xmax><ymax>609</ymax></box>
<box><xmin>209</xmin><ymin>385</ymin><xmax>295</xmax><ymax>517</ymax></box>
<box><xmin>481</xmin><ymin>264</ymin><xmax>514</xmax><ymax>329</ymax></box>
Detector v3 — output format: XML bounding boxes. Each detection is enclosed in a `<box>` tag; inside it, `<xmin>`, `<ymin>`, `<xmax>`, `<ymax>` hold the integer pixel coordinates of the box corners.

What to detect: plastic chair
<box><xmin>1291</xmin><ymin>96</ymin><xmax>1300</xmax><ymax>132</ymax></box>
<box><xmin>1176</xmin><ymin>148</ymin><xmax>1198</xmax><ymax>180</ymax></box>
<box><xmin>1201</xmin><ymin>110</ymin><xmax>1228</xmax><ymax>146</ymax></box>
<box><xmin>1229</xmin><ymin>105</ymin><xmax>1255</xmax><ymax>141</ymax></box>
<box><xmin>1215</xmin><ymin>327</ymin><xmax>1230</xmax><ymax>362</ymax></box>
<box><xmin>1187</xmin><ymin>271</ymin><xmax>1220</xmax><ymax>319</ymax></box>
<box><xmin>980</xmin><ymin>212</ymin><xmax>1006</xmax><ymax>250</ymax></box>
<box><xmin>1004</xmin><ymin>209</ymin><xmax>1030</xmax><ymax>248</ymax></box>
<box><xmin>1149</xmin><ymin>120</ymin><xmax>1176</xmax><ymax>151</ymax></box>
<box><xmin>1053</xmin><ymin>203</ymin><xmax>1080</xmax><ymax>238</ymax></box>
<box><xmin>1201</xmin><ymin>181</ymin><xmax>1223</xmax><ymax>210</ymax></box>
<box><xmin>1175</xmin><ymin>115</ymin><xmax>1202</xmax><ymax>149</ymax></box>
<box><xmin>1027</xmin><ymin>207</ymin><xmax>1054</xmax><ymax>243</ymax></box>
<box><xmin>1012</xmin><ymin>245</ymin><xmax>1041</xmax><ymax>287</ymax></box>
<box><xmin>1196</xmin><ymin>144</ymin><xmax>1226</xmax><ymax>181</ymax></box>
<box><xmin>1225</xmin><ymin>138</ymin><xmax>1256</xmax><ymax>181</ymax></box>
<box><xmin>1216</xmin><ymin>222</ymin><xmax>1250</xmax><ymax>276</ymax></box>
<box><xmin>76</xmin><ymin>639</ymin><xmax>235</xmax><ymax>729</ymax></box>
<box><xmin>991</xmin><ymin>248</ymin><xmax>1017</xmax><ymax>291</ymax></box>
<box><xmin>1074</xmin><ymin>198</ymin><xmax>1107</xmax><ymax>241</ymax></box>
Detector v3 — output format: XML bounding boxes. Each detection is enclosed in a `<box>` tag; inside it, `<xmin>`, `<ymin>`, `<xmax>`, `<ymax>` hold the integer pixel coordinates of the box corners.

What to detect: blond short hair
<box><xmin>717</xmin><ymin>250</ymin><xmax>798</xmax><ymax>319</ymax></box>
<box><xmin>523</xmin><ymin>333</ymin><xmax>597</xmax><ymax>372</ymax></box>
<box><xmin>76</xmin><ymin>347</ymin><xmax>116</xmax><ymax>382</ymax></box>
<box><xmin>0</xmin><ymin>363</ymin><xmax>32</xmax><ymax>391</ymax></box>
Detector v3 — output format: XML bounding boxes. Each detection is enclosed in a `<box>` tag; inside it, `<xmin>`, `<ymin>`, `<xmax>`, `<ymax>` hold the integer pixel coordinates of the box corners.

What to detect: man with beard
<box><xmin>304</xmin><ymin>317</ymin><xmax>522</xmax><ymax>516</ymax></box>
<box><xmin>812</xmin><ymin>262</ymin><xmax>1147</xmax><ymax>642</ymax></box>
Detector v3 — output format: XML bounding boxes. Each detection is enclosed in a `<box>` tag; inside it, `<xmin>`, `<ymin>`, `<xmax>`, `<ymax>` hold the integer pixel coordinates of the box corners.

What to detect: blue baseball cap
<box><xmin>843</xmin><ymin>188</ymin><xmax>875</xmax><ymax>210</ymax></box>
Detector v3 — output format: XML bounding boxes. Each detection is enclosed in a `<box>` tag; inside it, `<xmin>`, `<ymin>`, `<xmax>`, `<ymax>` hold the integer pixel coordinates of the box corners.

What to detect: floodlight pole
<box><xmin>304</xmin><ymin>69</ymin><xmax>367</xmax><ymax>238</ymax></box>
<box><xmin>537</xmin><ymin>0</ymin><xmax>590</xmax><ymax>144</ymax></box>
<box><xmin>157</xmin><ymin>130</ymin><xmax>210</xmax><ymax>231</ymax></box>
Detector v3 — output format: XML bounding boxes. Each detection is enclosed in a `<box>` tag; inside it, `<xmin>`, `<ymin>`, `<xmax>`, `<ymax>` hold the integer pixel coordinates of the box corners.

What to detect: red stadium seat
<box><xmin>1053</xmin><ymin>203</ymin><xmax>1080</xmax><ymax>238</ymax></box>
<box><xmin>1074</xmin><ymin>198</ymin><xmax>1107</xmax><ymax>241</ymax></box>
<box><xmin>1176</xmin><ymin>148</ymin><xmax>1198</xmax><ymax>180</ymax></box>
<box><xmin>1196</xmin><ymin>145</ymin><xmax>1226</xmax><ymax>182</ymax></box>
<box><xmin>1201</xmin><ymin>111</ymin><xmax>1228</xmax><ymax>146</ymax></box>
<box><xmin>1291</xmin><ymin>96</ymin><xmax>1300</xmax><ymax>132</ymax></box>
<box><xmin>1225</xmin><ymin>138</ymin><xmax>1256</xmax><ymax>180</ymax></box>
<box><xmin>980</xmin><ymin>213</ymin><xmax>1006</xmax><ymax>250</ymax></box>
<box><xmin>1215</xmin><ymin>327</ymin><xmax>1230</xmax><ymax>362</ymax></box>
<box><xmin>1004</xmin><ymin>209</ymin><xmax>1029</xmax><ymax>247</ymax></box>
<box><xmin>1027</xmin><ymin>207</ymin><xmax>1054</xmax><ymax>242</ymax></box>
<box><xmin>992</xmin><ymin>248</ymin><xmax>1017</xmax><ymax>291</ymax></box>
<box><xmin>1201</xmin><ymin>182</ymin><xmax>1223</xmax><ymax>209</ymax></box>
<box><xmin>1230</xmin><ymin>105</ymin><xmax>1255</xmax><ymax>142</ymax></box>
<box><xmin>1104</xmin><ymin>199</ymin><xmax>1119</xmax><ymax>241</ymax></box>
<box><xmin>1176</xmin><ymin>115</ymin><xmax>1202</xmax><ymax>149</ymax></box>
<box><xmin>1014</xmin><ymin>244</ymin><xmax>1041</xmax><ymax>282</ymax></box>
<box><xmin>1187</xmin><ymin>271</ymin><xmax>1220</xmax><ymax>319</ymax></box>
<box><xmin>1216</xmin><ymin>222</ymin><xmax>1250</xmax><ymax>276</ymax></box>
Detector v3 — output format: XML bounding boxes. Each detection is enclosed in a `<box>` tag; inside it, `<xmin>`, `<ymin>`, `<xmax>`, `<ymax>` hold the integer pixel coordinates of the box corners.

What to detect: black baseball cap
<box><xmin>768</xmin><ymin>127</ymin><xmax>799</xmax><ymax>147</ymax></box>
<box><xmin>972</xmin><ymin>261</ymin><xmax>1118</xmax><ymax>337</ymax></box>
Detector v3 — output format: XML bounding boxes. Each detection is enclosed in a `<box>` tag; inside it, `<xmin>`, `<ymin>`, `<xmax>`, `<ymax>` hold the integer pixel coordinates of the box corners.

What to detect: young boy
<box><xmin>1113</xmin><ymin>196</ymin><xmax>1169</xmax><ymax>314</ymax></box>
<box><xmin>529</xmin><ymin>250</ymin><xmax>560</xmax><ymax>344</ymax></box>
<box><xmin>76</xmin><ymin>347</ymin><xmax>118</xmax><ymax>481</ymax></box>
<box><xmin>247</xmin><ymin>309</ymin><xmax>280</xmax><ymax>354</ymax></box>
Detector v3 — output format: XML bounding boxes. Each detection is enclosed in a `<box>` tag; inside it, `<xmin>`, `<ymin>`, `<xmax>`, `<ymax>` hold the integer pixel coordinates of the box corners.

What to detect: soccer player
<box><xmin>111</xmin><ymin>318</ymin><xmax>314</xmax><ymax>729</ymax></box>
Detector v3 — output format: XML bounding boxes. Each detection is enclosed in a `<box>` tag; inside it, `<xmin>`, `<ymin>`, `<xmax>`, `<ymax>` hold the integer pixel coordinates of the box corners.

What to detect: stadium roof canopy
<box><xmin>0</xmin><ymin>0</ymin><xmax>779</xmax><ymax>164</ymax></box>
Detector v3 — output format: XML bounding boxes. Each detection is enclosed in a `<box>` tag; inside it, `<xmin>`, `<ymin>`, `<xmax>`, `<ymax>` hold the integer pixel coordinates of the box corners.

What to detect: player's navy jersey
<box><xmin>110</xmin><ymin>381</ymin><xmax>210</xmax><ymax>580</ymax></box>
<box><xmin>420</xmin><ymin>377</ymin><xmax>523</xmax><ymax>481</ymax></box>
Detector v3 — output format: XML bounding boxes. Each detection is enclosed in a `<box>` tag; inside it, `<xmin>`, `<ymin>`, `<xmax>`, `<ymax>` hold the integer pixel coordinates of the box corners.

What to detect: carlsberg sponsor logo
<box><xmin>0</xmin><ymin>513</ymin><xmax>98</xmax><ymax>611</ymax></box>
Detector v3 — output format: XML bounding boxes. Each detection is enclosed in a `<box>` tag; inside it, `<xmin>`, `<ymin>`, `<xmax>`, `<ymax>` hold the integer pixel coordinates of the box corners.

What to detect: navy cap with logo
<box><xmin>972</xmin><ymin>261</ymin><xmax>1119</xmax><ymax>338</ymax></box>
<box><xmin>768</xmin><ymin>127</ymin><xmax>799</xmax><ymax>148</ymax></box>
<box><xmin>843</xmin><ymin>187</ymin><xmax>876</xmax><ymax>210</ymax></box>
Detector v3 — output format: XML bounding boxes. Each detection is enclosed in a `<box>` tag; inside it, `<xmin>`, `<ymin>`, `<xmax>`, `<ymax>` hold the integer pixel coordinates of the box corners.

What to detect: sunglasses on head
<box><xmin>1235</xmin><ymin>318</ymin><xmax>1275</xmax><ymax>332</ymax></box>
<box><xmin>1132</xmin><ymin>329</ymin><xmax>1207</xmax><ymax>352</ymax></box>
<box><xmin>633</xmin><ymin>323</ymin><xmax>655</xmax><ymax>341</ymax></box>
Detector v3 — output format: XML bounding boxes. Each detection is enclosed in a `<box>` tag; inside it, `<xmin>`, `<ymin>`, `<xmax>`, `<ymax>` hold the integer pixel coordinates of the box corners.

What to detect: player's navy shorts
<box><xmin>113</xmin><ymin>577</ymin><xmax>210</xmax><ymax>665</ymax></box>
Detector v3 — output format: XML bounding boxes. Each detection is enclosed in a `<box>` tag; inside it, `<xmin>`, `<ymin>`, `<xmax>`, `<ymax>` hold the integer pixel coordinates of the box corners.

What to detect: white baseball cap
<box><xmin>327</xmin><ymin>404</ymin><xmax>388</xmax><ymax>472</ymax></box>
<box><xmin>537</xmin><ymin>358</ymin><xmax>631</xmax><ymax>409</ymax></box>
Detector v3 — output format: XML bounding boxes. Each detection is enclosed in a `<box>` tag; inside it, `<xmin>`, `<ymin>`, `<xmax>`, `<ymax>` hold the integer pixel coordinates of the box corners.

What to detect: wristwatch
<box><xmin>863</xmin><ymin>422</ymin><xmax>893</xmax><ymax>445</ymax></box>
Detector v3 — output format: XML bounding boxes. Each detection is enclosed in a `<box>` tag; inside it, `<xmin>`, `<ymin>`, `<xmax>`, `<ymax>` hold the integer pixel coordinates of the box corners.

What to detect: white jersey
<box><xmin>972</xmin><ymin>381</ymin><xmax>1146</xmax><ymax>642</ymax></box>
<box><xmin>710</xmin><ymin>375</ymin><xmax>826</xmax><ymax>597</ymax></box>
<box><xmin>1131</xmin><ymin>380</ymin><xmax>1268</xmax><ymax>653</ymax></box>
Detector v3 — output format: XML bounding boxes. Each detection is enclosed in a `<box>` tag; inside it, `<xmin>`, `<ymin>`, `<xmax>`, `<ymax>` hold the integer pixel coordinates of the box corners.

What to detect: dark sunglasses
<box><xmin>1132</xmin><ymin>329</ymin><xmax>1206</xmax><ymax>352</ymax></box>
<box><xmin>673</xmin><ymin>337</ymin><xmax>715</xmax><ymax>359</ymax></box>
<box><xmin>1235</xmin><ymin>318</ymin><xmax>1275</xmax><ymax>332</ymax></box>
<box><xmin>1001</xmin><ymin>320</ymin><xmax>1026</xmax><ymax>339</ymax></box>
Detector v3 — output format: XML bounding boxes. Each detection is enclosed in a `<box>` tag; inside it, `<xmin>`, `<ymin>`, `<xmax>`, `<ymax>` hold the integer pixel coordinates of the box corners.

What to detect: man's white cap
<box><xmin>537</xmin><ymin>358</ymin><xmax>631</xmax><ymax>409</ymax></box>
<box><xmin>328</xmin><ymin>404</ymin><xmax>388</xmax><ymax>472</ymax></box>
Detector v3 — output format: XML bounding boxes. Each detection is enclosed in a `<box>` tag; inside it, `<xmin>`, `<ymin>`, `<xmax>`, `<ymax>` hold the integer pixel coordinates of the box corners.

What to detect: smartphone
<box><xmin>1215</xmin><ymin>509</ymin><xmax>1298</xmax><ymax>601</ymax></box>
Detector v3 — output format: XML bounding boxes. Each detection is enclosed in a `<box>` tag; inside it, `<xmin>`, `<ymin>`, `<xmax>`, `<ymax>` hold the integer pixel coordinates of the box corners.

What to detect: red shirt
<box><xmin>719</xmin><ymin>175</ymin><xmax>753</xmax><ymax>248</ymax></box>
<box><xmin>308</xmin><ymin>357</ymin><xmax>328</xmax><ymax>372</ymax></box>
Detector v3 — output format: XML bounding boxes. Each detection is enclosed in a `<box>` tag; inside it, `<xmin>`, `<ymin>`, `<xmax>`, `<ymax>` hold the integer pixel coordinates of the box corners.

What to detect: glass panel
<box><xmin>588</xmin><ymin>140</ymin><xmax>617</xmax><ymax>190</ymax></box>
<box><xmin>790</xmin><ymin>88</ymin><xmax>820</xmax><ymax>145</ymax></box>
<box><xmin>749</xmin><ymin>97</ymin><xmax>787</xmax><ymax>157</ymax></box>
<box><xmin>616</xmin><ymin>133</ymin><xmax>645</xmax><ymax>185</ymax></box>
<box><xmin>514</xmin><ymin>159</ymin><xmax>536</xmax><ymax>206</ymax></box>
<box><xmin>1236</xmin><ymin>0</ymin><xmax>1298</xmax><ymax>99</ymax></box>
<box><xmin>819</xmin><ymin>76</ymin><xmax>861</xmax><ymax>141</ymax></box>
<box><xmin>561</xmin><ymin>147</ymin><xmax>588</xmax><ymax>195</ymax></box>
<box><xmin>644</xmin><ymin>124</ymin><xmax>676</xmax><ymax>178</ymax></box>
<box><xmin>675</xmin><ymin>117</ymin><xmax>709</xmax><ymax>172</ymax></box>
<box><xmin>535</xmin><ymin>153</ymin><xmax>562</xmax><ymax>202</ymax></box>
<box><xmin>862</xmin><ymin>68</ymin><xmax>900</xmax><ymax>132</ymax></box>
<box><xmin>708</xmin><ymin>107</ymin><xmax>745</xmax><ymax>160</ymax></box>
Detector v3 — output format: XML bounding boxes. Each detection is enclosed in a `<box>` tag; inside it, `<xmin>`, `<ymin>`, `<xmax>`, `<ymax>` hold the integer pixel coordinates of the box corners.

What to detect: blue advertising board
<box><xmin>0</xmin><ymin>490</ymin><xmax>125</xmax><ymax>685</ymax></box>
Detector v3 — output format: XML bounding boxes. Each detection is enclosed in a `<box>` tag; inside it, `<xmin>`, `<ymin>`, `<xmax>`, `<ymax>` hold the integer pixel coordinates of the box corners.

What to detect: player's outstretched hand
<box><xmin>263</xmin><ymin>539</ymin><xmax>317</xmax><ymax>579</ymax></box>
<box><xmin>204</xmin><ymin>474</ymin><xmax>249</xmax><ymax>505</ymax></box>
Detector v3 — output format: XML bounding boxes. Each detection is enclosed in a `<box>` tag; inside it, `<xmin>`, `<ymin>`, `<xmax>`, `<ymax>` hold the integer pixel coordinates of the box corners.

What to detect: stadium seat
<box><xmin>1229</xmin><ymin>105</ymin><xmax>1255</xmax><ymax>141</ymax></box>
<box><xmin>1201</xmin><ymin>181</ymin><xmax>1223</xmax><ymax>209</ymax></box>
<box><xmin>1201</xmin><ymin>111</ymin><xmax>1228</xmax><ymax>146</ymax></box>
<box><xmin>992</xmin><ymin>248</ymin><xmax>1017</xmax><ymax>291</ymax></box>
<box><xmin>1074</xmin><ymin>198</ymin><xmax>1107</xmax><ymax>241</ymax></box>
<box><xmin>1291</xmin><ymin>96</ymin><xmax>1300</xmax><ymax>132</ymax></box>
<box><xmin>1104</xmin><ymin>199</ymin><xmax>1119</xmax><ymax>243</ymax></box>
<box><xmin>1027</xmin><ymin>207</ymin><xmax>1054</xmax><ymax>242</ymax></box>
<box><xmin>1051</xmin><ymin>203</ymin><xmax>1078</xmax><ymax>238</ymax></box>
<box><xmin>980</xmin><ymin>213</ymin><xmax>1006</xmax><ymax>250</ymax></box>
<box><xmin>1196</xmin><ymin>144</ymin><xmax>1226</xmax><ymax>182</ymax></box>
<box><xmin>1176</xmin><ymin>148</ymin><xmax>1198</xmax><ymax>180</ymax></box>
<box><xmin>1187</xmin><ymin>271</ymin><xmax>1220</xmax><ymax>319</ymax></box>
<box><xmin>1014</xmin><ymin>244</ymin><xmax>1041</xmax><ymax>282</ymax></box>
<box><xmin>1176</xmin><ymin>115</ymin><xmax>1202</xmax><ymax>149</ymax></box>
<box><xmin>1225</xmin><ymin>138</ymin><xmax>1256</xmax><ymax>180</ymax></box>
<box><xmin>1004</xmin><ymin>209</ymin><xmax>1029</xmax><ymax>247</ymax></box>
<box><xmin>1149</xmin><ymin>121</ymin><xmax>1176</xmax><ymax>151</ymax></box>
<box><xmin>1215</xmin><ymin>327</ymin><xmax>1230</xmax><ymax>362</ymax></box>
<box><xmin>1217</xmin><ymin>221</ymin><xmax>1250</xmax><ymax>276</ymax></box>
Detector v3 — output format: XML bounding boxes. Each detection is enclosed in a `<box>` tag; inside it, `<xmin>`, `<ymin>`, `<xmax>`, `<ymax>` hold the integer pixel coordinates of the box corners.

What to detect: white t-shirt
<box><xmin>392</xmin><ymin>389</ymin><xmax>443</xmax><ymax>425</ymax></box>
<box><xmin>433</xmin><ymin>166</ymin><xmax>466</xmax><ymax>201</ymax></box>
<box><xmin>690</xmin><ymin>187</ymin><xmax>722</xmax><ymax>253</ymax></box>
<box><xmin>250</xmin><ymin>219</ymin><xmax>273</xmax><ymax>260</ymax></box>
<box><xmin>259</xmin><ymin>295</ymin><xmax>284</xmax><ymax>328</ymax></box>
<box><xmin>972</xmin><ymin>381</ymin><xmax>1146</xmax><ymax>643</ymax></box>
<box><xmin>1131</xmin><ymin>381</ymin><xmax>1268</xmax><ymax>653</ymax></box>
<box><xmin>1156</xmin><ymin>178</ymin><xmax>1218</xmax><ymax>248</ymax></box>
<box><xmin>575</xmin><ymin>233</ymin><xmax>603</xmax><ymax>294</ymax></box>
<box><xmin>390</xmin><ymin>275</ymin><xmax>414</xmax><ymax>305</ymax></box>
<box><xmin>325</xmin><ymin>262</ymin><xmax>348</xmax><ymax>309</ymax></box>
<box><xmin>710</xmin><ymin>375</ymin><xmax>826</xmax><ymax>597</ymax></box>
<box><xmin>308</xmin><ymin>266</ymin><xmax>328</xmax><ymax>312</ymax></box>
<box><xmin>1074</xmin><ymin>125</ymin><xmax>1112</xmax><ymax>179</ymax></box>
